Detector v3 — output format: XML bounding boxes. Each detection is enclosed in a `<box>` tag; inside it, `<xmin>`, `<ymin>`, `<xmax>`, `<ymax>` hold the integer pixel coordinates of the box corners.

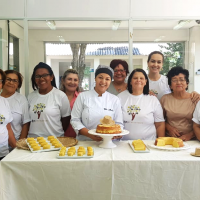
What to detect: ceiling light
<box><xmin>173</xmin><ymin>20</ymin><xmax>191</xmax><ymax>30</ymax></box>
<box><xmin>46</xmin><ymin>20</ymin><xmax>56</xmax><ymax>30</ymax></box>
<box><xmin>154</xmin><ymin>36</ymin><xmax>165</xmax><ymax>42</ymax></box>
<box><xmin>57</xmin><ymin>36</ymin><xmax>65</xmax><ymax>42</ymax></box>
<box><xmin>112</xmin><ymin>21</ymin><xmax>121</xmax><ymax>30</ymax></box>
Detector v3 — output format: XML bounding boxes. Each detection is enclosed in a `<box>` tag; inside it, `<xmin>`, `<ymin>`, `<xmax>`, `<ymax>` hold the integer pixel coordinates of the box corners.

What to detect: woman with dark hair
<box><xmin>1</xmin><ymin>70</ymin><xmax>30</xmax><ymax>141</ymax></box>
<box><xmin>107</xmin><ymin>59</ymin><xmax>129</xmax><ymax>95</ymax></box>
<box><xmin>160</xmin><ymin>67</ymin><xmax>199</xmax><ymax>141</ymax></box>
<box><xmin>118</xmin><ymin>68</ymin><xmax>165</xmax><ymax>140</ymax></box>
<box><xmin>147</xmin><ymin>51</ymin><xmax>171</xmax><ymax>100</ymax></box>
<box><xmin>28</xmin><ymin>62</ymin><xmax>71</xmax><ymax>138</ymax></box>
<box><xmin>60</xmin><ymin>69</ymin><xmax>80</xmax><ymax>138</ymax></box>
<box><xmin>0</xmin><ymin>69</ymin><xmax>16</xmax><ymax>160</ymax></box>
<box><xmin>71</xmin><ymin>65</ymin><xmax>123</xmax><ymax>141</ymax></box>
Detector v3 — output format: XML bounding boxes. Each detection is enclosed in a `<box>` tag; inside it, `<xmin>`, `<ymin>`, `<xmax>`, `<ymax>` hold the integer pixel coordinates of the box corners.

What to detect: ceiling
<box><xmin>12</xmin><ymin>20</ymin><xmax>200</xmax><ymax>30</ymax></box>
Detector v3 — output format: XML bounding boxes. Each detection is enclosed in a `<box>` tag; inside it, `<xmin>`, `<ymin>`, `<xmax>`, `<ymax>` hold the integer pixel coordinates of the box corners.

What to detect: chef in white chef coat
<box><xmin>71</xmin><ymin>65</ymin><xmax>124</xmax><ymax>141</ymax></box>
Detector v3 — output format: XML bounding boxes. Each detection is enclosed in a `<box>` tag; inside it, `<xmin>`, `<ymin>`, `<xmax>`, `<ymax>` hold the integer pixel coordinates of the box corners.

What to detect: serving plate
<box><xmin>148</xmin><ymin>142</ymin><xmax>190</xmax><ymax>151</ymax></box>
<box><xmin>128</xmin><ymin>141</ymin><xmax>150</xmax><ymax>153</ymax></box>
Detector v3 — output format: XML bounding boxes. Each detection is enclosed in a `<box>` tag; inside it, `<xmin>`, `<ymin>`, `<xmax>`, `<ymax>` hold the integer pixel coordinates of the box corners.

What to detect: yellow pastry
<box><xmin>43</xmin><ymin>144</ymin><xmax>51</xmax><ymax>149</ymax></box>
<box><xmin>28</xmin><ymin>141</ymin><xmax>37</xmax><ymax>145</ymax></box>
<box><xmin>31</xmin><ymin>144</ymin><xmax>40</xmax><ymax>148</ymax></box>
<box><xmin>67</xmin><ymin>152</ymin><xmax>74</xmax><ymax>156</ymax></box>
<box><xmin>132</xmin><ymin>139</ymin><xmax>146</xmax><ymax>151</ymax></box>
<box><xmin>27</xmin><ymin>138</ymin><xmax>35</xmax><ymax>142</ymax></box>
<box><xmin>51</xmin><ymin>141</ymin><xmax>59</xmax><ymax>146</ymax></box>
<box><xmin>87</xmin><ymin>151</ymin><xmax>93</xmax><ymax>156</ymax></box>
<box><xmin>37</xmin><ymin>137</ymin><xmax>44</xmax><ymax>141</ymax></box>
<box><xmin>59</xmin><ymin>152</ymin><xmax>65</xmax><ymax>156</ymax></box>
<box><xmin>78</xmin><ymin>152</ymin><xmax>83</xmax><ymax>156</ymax></box>
<box><xmin>33</xmin><ymin>146</ymin><xmax>41</xmax><ymax>151</ymax></box>
<box><xmin>54</xmin><ymin>143</ymin><xmax>63</xmax><ymax>148</ymax></box>
<box><xmin>87</xmin><ymin>147</ymin><xmax>93</xmax><ymax>151</ymax></box>
<box><xmin>47</xmin><ymin>136</ymin><xmax>55</xmax><ymax>140</ymax></box>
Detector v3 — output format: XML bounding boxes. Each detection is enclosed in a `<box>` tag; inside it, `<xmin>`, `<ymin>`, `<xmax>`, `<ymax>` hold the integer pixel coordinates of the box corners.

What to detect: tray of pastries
<box><xmin>129</xmin><ymin>139</ymin><xmax>150</xmax><ymax>153</ymax></box>
<box><xmin>56</xmin><ymin>146</ymin><xmax>94</xmax><ymax>159</ymax></box>
<box><xmin>26</xmin><ymin>136</ymin><xmax>63</xmax><ymax>153</ymax></box>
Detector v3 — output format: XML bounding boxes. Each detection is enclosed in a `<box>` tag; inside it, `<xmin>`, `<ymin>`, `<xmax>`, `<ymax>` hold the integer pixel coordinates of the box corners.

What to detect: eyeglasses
<box><xmin>114</xmin><ymin>69</ymin><xmax>126</xmax><ymax>73</ymax></box>
<box><xmin>0</xmin><ymin>79</ymin><xmax>3</xmax><ymax>83</ymax></box>
<box><xmin>6</xmin><ymin>77</ymin><xmax>19</xmax><ymax>84</ymax></box>
<box><xmin>171</xmin><ymin>79</ymin><xmax>186</xmax><ymax>83</ymax></box>
<box><xmin>35</xmin><ymin>74</ymin><xmax>50</xmax><ymax>79</ymax></box>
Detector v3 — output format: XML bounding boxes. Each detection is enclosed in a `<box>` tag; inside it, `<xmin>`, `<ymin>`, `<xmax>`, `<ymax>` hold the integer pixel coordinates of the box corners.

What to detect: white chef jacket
<box><xmin>71</xmin><ymin>89</ymin><xmax>124</xmax><ymax>141</ymax></box>
<box><xmin>5</xmin><ymin>92</ymin><xmax>31</xmax><ymax>140</ymax></box>
<box><xmin>193</xmin><ymin>101</ymin><xmax>200</xmax><ymax>125</ymax></box>
<box><xmin>28</xmin><ymin>87</ymin><xmax>71</xmax><ymax>138</ymax></box>
<box><xmin>149</xmin><ymin>75</ymin><xmax>171</xmax><ymax>100</ymax></box>
<box><xmin>0</xmin><ymin>96</ymin><xmax>13</xmax><ymax>157</ymax></box>
<box><xmin>118</xmin><ymin>90</ymin><xmax>164</xmax><ymax>140</ymax></box>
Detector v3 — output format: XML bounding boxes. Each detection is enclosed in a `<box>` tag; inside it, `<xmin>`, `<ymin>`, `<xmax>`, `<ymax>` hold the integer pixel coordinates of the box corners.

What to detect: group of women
<box><xmin>1</xmin><ymin>51</ymin><xmax>200</xmax><ymax>160</ymax></box>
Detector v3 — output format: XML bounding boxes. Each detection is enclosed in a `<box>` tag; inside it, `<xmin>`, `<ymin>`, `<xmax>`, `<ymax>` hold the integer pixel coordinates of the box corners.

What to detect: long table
<box><xmin>1</xmin><ymin>140</ymin><xmax>200</xmax><ymax>200</ymax></box>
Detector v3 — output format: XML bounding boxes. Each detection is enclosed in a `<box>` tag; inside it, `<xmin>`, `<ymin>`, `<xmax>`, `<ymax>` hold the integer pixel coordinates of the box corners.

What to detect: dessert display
<box><xmin>26</xmin><ymin>136</ymin><xmax>63</xmax><ymax>153</ymax></box>
<box><xmin>155</xmin><ymin>137</ymin><xmax>184</xmax><ymax>148</ymax></box>
<box><xmin>57</xmin><ymin>146</ymin><xmax>94</xmax><ymax>158</ymax></box>
<box><xmin>96</xmin><ymin>115</ymin><xmax>122</xmax><ymax>134</ymax></box>
<box><xmin>132</xmin><ymin>139</ymin><xmax>146</xmax><ymax>150</ymax></box>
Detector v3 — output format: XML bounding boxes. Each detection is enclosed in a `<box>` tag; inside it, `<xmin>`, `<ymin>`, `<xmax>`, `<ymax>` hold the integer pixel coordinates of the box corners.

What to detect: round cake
<box><xmin>155</xmin><ymin>137</ymin><xmax>184</xmax><ymax>148</ymax></box>
<box><xmin>96</xmin><ymin>115</ymin><xmax>122</xmax><ymax>134</ymax></box>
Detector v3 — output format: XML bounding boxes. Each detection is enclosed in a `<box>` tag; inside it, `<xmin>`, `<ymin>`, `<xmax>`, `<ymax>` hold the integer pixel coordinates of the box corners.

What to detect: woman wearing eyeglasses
<box><xmin>160</xmin><ymin>67</ymin><xmax>199</xmax><ymax>141</ymax></box>
<box><xmin>28</xmin><ymin>62</ymin><xmax>71</xmax><ymax>138</ymax></box>
<box><xmin>107</xmin><ymin>59</ymin><xmax>129</xmax><ymax>95</ymax></box>
<box><xmin>1</xmin><ymin>70</ymin><xmax>30</xmax><ymax>141</ymax></box>
<box><xmin>0</xmin><ymin>69</ymin><xmax>16</xmax><ymax>160</ymax></box>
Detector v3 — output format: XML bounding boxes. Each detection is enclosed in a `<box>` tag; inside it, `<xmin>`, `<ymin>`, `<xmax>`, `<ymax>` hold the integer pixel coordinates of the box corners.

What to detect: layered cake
<box><xmin>155</xmin><ymin>137</ymin><xmax>184</xmax><ymax>148</ymax></box>
<box><xmin>96</xmin><ymin>115</ymin><xmax>122</xmax><ymax>134</ymax></box>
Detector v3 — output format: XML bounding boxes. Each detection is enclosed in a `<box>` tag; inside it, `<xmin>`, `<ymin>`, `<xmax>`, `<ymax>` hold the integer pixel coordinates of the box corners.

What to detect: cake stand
<box><xmin>88</xmin><ymin>129</ymin><xmax>129</xmax><ymax>149</ymax></box>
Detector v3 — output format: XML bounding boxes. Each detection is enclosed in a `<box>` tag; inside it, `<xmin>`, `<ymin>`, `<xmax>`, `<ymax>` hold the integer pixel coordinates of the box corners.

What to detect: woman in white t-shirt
<box><xmin>118</xmin><ymin>68</ymin><xmax>165</xmax><ymax>140</ymax></box>
<box><xmin>1</xmin><ymin>70</ymin><xmax>30</xmax><ymax>141</ymax></box>
<box><xmin>147</xmin><ymin>51</ymin><xmax>171</xmax><ymax>100</ymax></box>
<box><xmin>71</xmin><ymin>65</ymin><xmax>124</xmax><ymax>141</ymax></box>
<box><xmin>0</xmin><ymin>69</ymin><xmax>16</xmax><ymax>160</ymax></box>
<box><xmin>28</xmin><ymin>62</ymin><xmax>71</xmax><ymax>138</ymax></box>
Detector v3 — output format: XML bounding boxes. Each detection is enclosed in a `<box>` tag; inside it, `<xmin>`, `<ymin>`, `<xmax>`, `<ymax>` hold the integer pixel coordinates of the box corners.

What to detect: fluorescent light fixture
<box><xmin>154</xmin><ymin>36</ymin><xmax>165</xmax><ymax>42</ymax></box>
<box><xmin>57</xmin><ymin>36</ymin><xmax>65</xmax><ymax>42</ymax></box>
<box><xmin>173</xmin><ymin>20</ymin><xmax>191</xmax><ymax>30</ymax></box>
<box><xmin>46</xmin><ymin>20</ymin><xmax>56</xmax><ymax>30</ymax></box>
<box><xmin>112</xmin><ymin>20</ymin><xmax>121</xmax><ymax>30</ymax></box>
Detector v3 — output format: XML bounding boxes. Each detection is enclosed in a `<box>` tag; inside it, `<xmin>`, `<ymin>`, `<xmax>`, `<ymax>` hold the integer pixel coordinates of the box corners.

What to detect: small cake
<box><xmin>78</xmin><ymin>152</ymin><xmax>83</xmax><ymax>156</ymax></box>
<box><xmin>27</xmin><ymin>138</ymin><xmax>35</xmax><ymax>142</ymax></box>
<box><xmin>59</xmin><ymin>152</ymin><xmax>65</xmax><ymax>156</ymax></box>
<box><xmin>43</xmin><ymin>144</ymin><xmax>51</xmax><ymax>149</ymax></box>
<box><xmin>54</xmin><ymin>143</ymin><xmax>62</xmax><ymax>148</ymax></box>
<box><xmin>28</xmin><ymin>140</ymin><xmax>37</xmax><ymax>145</ymax></box>
<box><xmin>47</xmin><ymin>136</ymin><xmax>55</xmax><ymax>140</ymax></box>
<box><xmin>132</xmin><ymin>139</ymin><xmax>146</xmax><ymax>150</ymax></box>
<box><xmin>32</xmin><ymin>146</ymin><xmax>41</xmax><ymax>151</ymax></box>
<box><xmin>155</xmin><ymin>137</ymin><xmax>184</xmax><ymax>148</ymax></box>
<box><xmin>96</xmin><ymin>115</ymin><xmax>122</xmax><ymax>134</ymax></box>
<box><xmin>87</xmin><ymin>151</ymin><xmax>93</xmax><ymax>156</ymax></box>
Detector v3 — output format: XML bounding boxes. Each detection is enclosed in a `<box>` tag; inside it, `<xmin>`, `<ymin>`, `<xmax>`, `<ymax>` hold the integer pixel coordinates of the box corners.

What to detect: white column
<box><xmin>128</xmin><ymin>19</ymin><xmax>133</xmax><ymax>72</ymax></box>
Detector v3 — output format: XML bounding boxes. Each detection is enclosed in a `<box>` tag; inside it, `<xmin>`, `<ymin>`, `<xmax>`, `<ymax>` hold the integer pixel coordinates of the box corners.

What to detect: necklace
<box><xmin>113</xmin><ymin>82</ymin><xmax>126</xmax><ymax>92</ymax></box>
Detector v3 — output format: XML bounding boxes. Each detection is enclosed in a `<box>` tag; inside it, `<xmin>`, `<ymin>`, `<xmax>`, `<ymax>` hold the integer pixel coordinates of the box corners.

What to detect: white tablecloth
<box><xmin>1</xmin><ymin>140</ymin><xmax>200</xmax><ymax>200</ymax></box>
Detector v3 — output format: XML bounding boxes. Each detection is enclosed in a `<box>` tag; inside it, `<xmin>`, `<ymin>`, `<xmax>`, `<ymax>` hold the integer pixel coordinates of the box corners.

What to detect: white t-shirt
<box><xmin>28</xmin><ymin>87</ymin><xmax>71</xmax><ymax>138</ymax></box>
<box><xmin>149</xmin><ymin>75</ymin><xmax>171</xmax><ymax>100</ymax></box>
<box><xmin>192</xmin><ymin>101</ymin><xmax>200</xmax><ymax>125</ymax></box>
<box><xmin>0</xmin><ymin>96</ymin><xmax>13</xmax><ymax>157</ymax></box>
<box><xmin>5</xmin><ymin>92</ymin><xmax>31</xmax><ymax>140</ymax></box>
<box><xmin>118</xmin><ymin>90</ymin><xmax>164</xmax><ymax>140</ymax></box>
<box><xmin>71</xmin><ymin>89</ymin><xmax>124</xmax><ymax>141</ymax></box>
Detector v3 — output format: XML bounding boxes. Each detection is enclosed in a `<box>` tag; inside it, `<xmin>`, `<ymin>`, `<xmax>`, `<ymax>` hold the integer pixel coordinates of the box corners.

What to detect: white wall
<box><xmin>189</xmin><ymin>27</ymin><xmax>200</xmax><ymax>93</ymax></box>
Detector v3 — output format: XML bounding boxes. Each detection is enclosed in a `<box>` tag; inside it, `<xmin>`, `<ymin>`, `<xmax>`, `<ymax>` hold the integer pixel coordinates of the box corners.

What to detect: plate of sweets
<box><xmin>26</xmin><ymin>136</ymin><xmax>63</xmax><ymax>153</ymax></box>
<box><xmin>129</xmin><ymin>139</ymin><xmax>150</xmax><ymax>153</ymax></box>
<box><xmin>148</xmin><ymin>137</ymin><xmax>190</xmax><ymax>151</ymax></box>
<box><xmin>56</xmin><ymin>146</ymin><xmax>94</xmax><ymax>159</ymax></box>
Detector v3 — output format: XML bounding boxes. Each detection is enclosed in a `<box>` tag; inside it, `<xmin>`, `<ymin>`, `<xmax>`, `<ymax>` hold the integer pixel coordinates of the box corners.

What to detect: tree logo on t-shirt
<box><xmin>33</xmin><ymin>103</ymin><xmax>46</xmax><ymax>119</ymax></box>
<box><xmin>149</xmin><ymin>89</ymin><xmax>158</xmax><ymax>96</ymax></box>
<box><xmin>127</xmin><ymin>105</ymin><xmax>141</xmax><ymax>120</ymax></box>
<box><xmin>0</xmin><ymin>115</ymin><xmax>5</xmax><ymax>124</ymax></box>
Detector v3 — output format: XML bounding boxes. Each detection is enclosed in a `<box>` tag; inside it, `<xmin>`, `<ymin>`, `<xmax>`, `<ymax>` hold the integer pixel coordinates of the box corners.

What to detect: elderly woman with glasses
<box><xmin>27</xmin><ymin>62</ymin><xmax>71</xmax><ymax>138</ymax></box>
<box><xmin>107</xmin><ymin>59</ymin><xmax>129</xmax><ymax>95</ymax></box>
<box><xmin>0</xmin><ymin>69</ymin><xmax>16</xmax><ymax>160</ymax></box>
<box><xmin>1</xmin><ymin>70</ymin><xmax>30</xmax><ymax>141</ymax></box>
<box><xmin>160</xmin><ymin>67</ymin><xmax>199</xmax><ymax>141</ymax></box>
